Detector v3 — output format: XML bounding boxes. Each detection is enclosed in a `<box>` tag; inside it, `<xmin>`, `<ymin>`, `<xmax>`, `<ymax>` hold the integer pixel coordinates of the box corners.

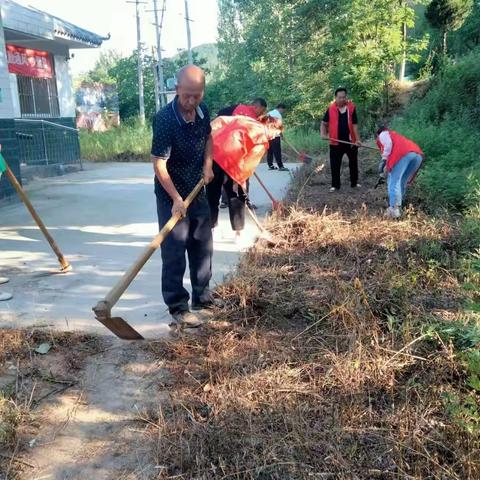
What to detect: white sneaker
<box><xmin>0</xmin><ymin>277</ymin><xmax>9</xmax><ymax>285</ymax></box>
<box><xmin>385</xmin><ymin>207</ymin><xmax>401</xmax><ymax>219</ymax></box>
<box><xmin>0</xmin><ymin>292</ymin><xmax>13</xmax><ymax>301</ymax></box>
<box><xmin>354</xmin><ymin>184</ymin><xmax>362</xmax><ymax>188</ymax></box>
<box><xmin>329</xmin><ymin>187</ymin><xmax>337</xmax><ymax>193</ymax></box>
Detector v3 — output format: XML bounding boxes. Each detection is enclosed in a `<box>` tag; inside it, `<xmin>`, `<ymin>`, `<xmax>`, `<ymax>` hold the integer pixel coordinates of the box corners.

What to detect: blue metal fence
<box><xmin>14</xmin><ymin>119</ymin><xmax>81</xmax><ymax>167</ymax></box>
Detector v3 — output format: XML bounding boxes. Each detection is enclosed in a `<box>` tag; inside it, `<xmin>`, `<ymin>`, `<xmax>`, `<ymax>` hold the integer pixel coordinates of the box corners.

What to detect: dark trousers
<box><xmin>329</xmin><ymin>144</ymin><xmax>359</xmax><ymax>189</ymax></box>
<box><xmin>206</xmin><ymin>162</ymin><xmax>247</xmax><ymax>231</ymax></box>
<box><xmin>156</xmin><ymin>194</ymin><xmax>213</xmax><ymax>314</ymax></box>
<box><xmin>267</xmin><ymin>136</ymin><xmax>284</xmax><ymax>168</ymax></box>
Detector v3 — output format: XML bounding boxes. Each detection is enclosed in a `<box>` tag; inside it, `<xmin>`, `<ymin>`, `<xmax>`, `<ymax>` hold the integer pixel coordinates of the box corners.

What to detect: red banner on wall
<box><xmin>6</xmin><ymin>44</ymin><xmax>53</xmax><ymax>79</ymax></box>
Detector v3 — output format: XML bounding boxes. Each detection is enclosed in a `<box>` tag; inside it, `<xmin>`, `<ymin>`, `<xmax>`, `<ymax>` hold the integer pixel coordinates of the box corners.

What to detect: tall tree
<box><xmin>425</xmin><ymin>0</ymin><xmax>474</xmax><ymax>54</ymax></box>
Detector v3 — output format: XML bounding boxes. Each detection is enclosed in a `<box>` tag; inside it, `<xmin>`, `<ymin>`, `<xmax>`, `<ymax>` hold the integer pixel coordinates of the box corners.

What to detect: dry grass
<box><xmin>0</xmin><ymin>328</ymin><xmax>102</xmax><ymax>478</ymax></box>
<box><xmin>142</xmin><ymin>156</ymin><xmax>479</xmax><ymax>479</ymax></box>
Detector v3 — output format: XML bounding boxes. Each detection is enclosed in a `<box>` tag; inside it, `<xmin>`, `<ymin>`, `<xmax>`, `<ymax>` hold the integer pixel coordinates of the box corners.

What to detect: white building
<box><xmin>0</xmin><ymin>0</ymin><xmax>107</xmax><ymax>199</ymax></box>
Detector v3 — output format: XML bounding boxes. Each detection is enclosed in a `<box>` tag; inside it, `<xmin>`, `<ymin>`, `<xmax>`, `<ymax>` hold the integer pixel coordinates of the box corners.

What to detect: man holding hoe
<box><xmin>151</xmin><ymin>65</ymin><xmax>214</xmax><ymax>328</ymax></box>
<box><xmin>321</xmin><ymin>87</ymin><xmax>362</xmax><ymax>192</ymax></box>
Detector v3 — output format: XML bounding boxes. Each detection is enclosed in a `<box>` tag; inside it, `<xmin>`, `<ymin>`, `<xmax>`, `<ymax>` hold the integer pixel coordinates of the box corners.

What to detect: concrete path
<box><xmin>0</xmin><ymin>162</ymin><xmax>295</xmax><ymax>338</ymax></box>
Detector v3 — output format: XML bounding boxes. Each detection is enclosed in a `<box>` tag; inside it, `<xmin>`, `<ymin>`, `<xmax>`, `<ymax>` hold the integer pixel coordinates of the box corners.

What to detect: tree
<box><xmin>81</xmin><ymin>50</ymin><xmax>123</xmax><ymax>85</ymax></box>
<box><xmin>212</xmin><ymin>0</ymin><xmax>428</xmax><ymax>125</ymax></box>
<box><xmin>425</xmin><ymin>0</ymin><xmax>474</xmax><ymax>54</ymax></box>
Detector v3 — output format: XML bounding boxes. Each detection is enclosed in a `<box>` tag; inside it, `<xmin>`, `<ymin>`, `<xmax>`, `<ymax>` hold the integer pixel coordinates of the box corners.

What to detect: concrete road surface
<box><xmin>0</xmin><ymin>162</ymin><xmax>296</xmax><ymax>338</ymax></box>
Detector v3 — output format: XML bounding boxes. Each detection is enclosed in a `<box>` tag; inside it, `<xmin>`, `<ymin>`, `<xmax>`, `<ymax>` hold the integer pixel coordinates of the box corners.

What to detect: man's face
<box><xmin>278</xmin><ymin>107</ymin><xmax>286</xmax><ymax>115</ymax></box>
<box><xmin>176</xmin><ymin>81</ymin><xmax>204</xmax><ymax>113</ymax></box>
<box><xmin>253</xmin><ymin>103</ymin><xmax>266</xmax><ymax>118</ymax></box>
<box><xmin>335</xmin><ymin>91</ymin><xmax>347</xmax><ymax>107</ymax></box>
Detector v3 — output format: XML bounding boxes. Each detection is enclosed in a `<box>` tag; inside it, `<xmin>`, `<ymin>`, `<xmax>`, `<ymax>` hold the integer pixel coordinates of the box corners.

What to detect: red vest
<box><xmin>328</xmin><ymin>101</ymin><xmax>357</xmax><ymax>145</ymax></box>
<box><xmin>376</xmin><ymin>130</ymin><xmax>423</xmax><ymax>172</ymax></box>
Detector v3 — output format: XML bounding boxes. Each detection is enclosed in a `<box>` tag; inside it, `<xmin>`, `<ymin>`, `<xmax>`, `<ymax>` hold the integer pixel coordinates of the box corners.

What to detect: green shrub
<box><xmin>392</xmin><ymin>48</ymin><xmax>480</xmax><ymax>209</ymax></box>
<box><xmin>79</xmin><ymin>119</ymin><xmax>152</xmax><ymax>162</ymax></box>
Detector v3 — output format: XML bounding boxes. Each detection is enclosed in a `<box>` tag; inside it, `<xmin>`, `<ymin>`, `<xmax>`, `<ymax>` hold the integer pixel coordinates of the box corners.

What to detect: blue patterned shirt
<box><xmin>151</xmin><ymin>96</ymin><xmax>211</xmax><ymax>204</ymax></box>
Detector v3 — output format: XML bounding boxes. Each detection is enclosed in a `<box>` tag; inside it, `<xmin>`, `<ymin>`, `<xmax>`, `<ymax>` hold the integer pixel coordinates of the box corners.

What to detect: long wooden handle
<box><xmin>103</xmin><ymin>179</ymin><xmax>205</xmax><ymax>308</ymax></box>
<box><xmin>282</xmin><ymin>137</ymin><xmax>301</xmax><ymax>155</ymax></box>
<box><xmin>245</xmin><ymin>204</ymin><xmax>267</xmax><ymax>233</ymax></box>
<box><xmin>328</xmin><ymin>137</ymin><xmax>378</xmax><ymax>151</ymax></box>
<box><xmin>5</xmin><ymin>163</ymin><xmax>70</xmax><ymax>270</ymax></box>
<box><xmin>253</xmin><ymin>172</ymin><xmax>278</xmax><ymax>204</ymax></box>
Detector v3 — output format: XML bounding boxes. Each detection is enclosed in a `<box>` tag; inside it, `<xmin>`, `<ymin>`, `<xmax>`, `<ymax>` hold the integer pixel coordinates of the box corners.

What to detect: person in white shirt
<box><xmin>267</xmin><ymin>103</ymin><xmax>288</xmax><ymax>171</ymax></box>
<box><xmin>376</xmin><ymin>126</ymin><xmax>423</xmax><ymax>219</ymax></box>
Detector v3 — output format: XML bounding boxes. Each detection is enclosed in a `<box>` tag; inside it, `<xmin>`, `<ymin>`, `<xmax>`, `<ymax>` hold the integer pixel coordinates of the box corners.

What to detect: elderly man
<box><xmin>321</xmin><ymin>87</ymin><xmax>361</xmax><ymax>191</ymax></box>
<box><xmin>151</xmin><ymin>65</ymin><xmax>214</xmax><ymax>328</ymax></box>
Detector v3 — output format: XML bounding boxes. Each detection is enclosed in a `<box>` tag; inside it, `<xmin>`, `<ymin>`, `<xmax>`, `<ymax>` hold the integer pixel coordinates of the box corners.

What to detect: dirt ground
<box><xmin>0</xmin><ymin>152</ymin><xmax>386</xmax><ymax>479</ymax></box>
<box><xmin>3</xmin><ymin>149</ymin><xmax>476</xmax><ymax>479</ymax></box>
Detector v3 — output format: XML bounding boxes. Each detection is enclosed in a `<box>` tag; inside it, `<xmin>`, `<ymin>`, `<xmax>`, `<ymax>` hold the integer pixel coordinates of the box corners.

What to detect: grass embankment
<box><xmin>79</xmin><ymin>121</ymin><xmax>152</xmax><ymax>162</ymax></box>
<box><xmin>393</xmin><ymin>49</ymin><xmax>480</xmax><ymax>210</ymax></box>
<box><xmin>139</xmin><ymin>146</ymin><xmax>479</xmax><ymax>478</ymax></box>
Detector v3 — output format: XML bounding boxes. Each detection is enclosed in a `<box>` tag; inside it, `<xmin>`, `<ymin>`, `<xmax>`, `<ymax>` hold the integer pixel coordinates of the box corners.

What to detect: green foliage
<box><xmin>78</xmin><ymin>50</ymin><xmax>123</xmax><ymax>85</ymax></box>
<box><xmin>79</xmin><ymin>120</ymin><xmax>151</xmax><ymax>161</ymax></box>
<box><xmin>425</xmin><ymin>0</ymin><xmax>474</xmax><ymax>55</ymax></box>
<box><xmin>210</xmin><ymin>0</ymin><xmax>428</xmax><ymax>126</ymax></box>
<box><xmin>425</xmin><ymin>0</ymin><xmax>474</xmax><ymax>33</ymax></box>
<box><xmin>392</xmin><ymin>48</ymin><xmax>480</xmax><ymax>209</ymax></box>
<box><xmin>79</xmin><ymin>47</ymin><xmax>210</xmax><ymax>122</ymax></box>
<box><xmin>284</xmin><ymin>128</ymin><xmax>328</xmax><ymax>155</ymax></box>
<box><xmin>443</xmin><ymin>391</ymin><xmax>480</xmax><ymax>434</ymax></box>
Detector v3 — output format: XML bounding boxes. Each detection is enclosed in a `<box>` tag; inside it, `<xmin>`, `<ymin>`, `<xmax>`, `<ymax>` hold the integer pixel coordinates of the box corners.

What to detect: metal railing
<box><xmin>15</xmin><ymin>119</ymin><xmax>81</xmax><ymax>167</ymax></box>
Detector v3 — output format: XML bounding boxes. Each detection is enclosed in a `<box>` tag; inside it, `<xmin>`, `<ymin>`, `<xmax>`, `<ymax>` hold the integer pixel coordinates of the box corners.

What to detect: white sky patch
<box><xmin>13</xmin><ymin>0</ymin><xmax>219</xmax><ymax>76</ymax></box>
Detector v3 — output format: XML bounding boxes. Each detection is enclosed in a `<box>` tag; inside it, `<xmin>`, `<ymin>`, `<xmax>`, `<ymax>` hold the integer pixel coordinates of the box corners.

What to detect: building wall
<box><xmin>54</xmin><ymin>55</ymin><xmax>75</xmax><ymax>118</ymax></box>
<box><xmin>0</xmin><ymin>11</ymin><xmax>19</xmax><ymax>119</ymax></box>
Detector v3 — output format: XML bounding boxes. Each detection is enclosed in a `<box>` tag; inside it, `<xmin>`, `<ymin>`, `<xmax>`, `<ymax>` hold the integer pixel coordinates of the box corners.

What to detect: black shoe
<box><xmin>219</xmin><ymin>202</ymin><xmax>227</xmax><ymax>209</ymax></box>
<box><xmin>247</xmin><ymin>202</ymin><xmax>257</xmax><ymax>210</ymax></box>
<box><xmin>278</xmin><ymin>166</ymin><xmax>289</xmax><ymax>171</ymax></box>
<box><xmin>268</xmin><ymin>165</ymin><xmax>277</xmax><ymax>170</ymax></box>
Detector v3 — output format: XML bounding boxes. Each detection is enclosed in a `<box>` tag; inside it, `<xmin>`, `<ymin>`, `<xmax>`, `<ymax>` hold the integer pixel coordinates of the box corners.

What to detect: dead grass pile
<box><xmin>144</xmin><ymin>162</ymin><xmax>479</xmax><ymax>479</ymax></box>
<box><xmin>0</xmin><ymin>329</ymin><xmax>102</xmax><ymax>477</ymax></box>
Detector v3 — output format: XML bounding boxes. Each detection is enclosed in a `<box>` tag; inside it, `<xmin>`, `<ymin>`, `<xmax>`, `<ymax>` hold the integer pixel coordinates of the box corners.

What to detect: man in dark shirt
<box><xmin>320</xmin><ymin>87</ymin><xmax>361</xmax><ymax>191</ymax></box>
<box><xmin>151</xmin><ymin>65</ymin><xmax>214</xmax><ymax>328</ymax></box>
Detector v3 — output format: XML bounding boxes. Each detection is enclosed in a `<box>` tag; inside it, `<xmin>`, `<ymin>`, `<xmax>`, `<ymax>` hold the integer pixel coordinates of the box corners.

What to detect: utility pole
<box><xmin>152</xmin><ymin>46</ymin><xmax>160</xmax><ymax>111</ymax></box>
<box><xmin>127</xmin><ymin>0</ymin><xmax>146</xmax><ymax>124</ymax></box>
<box><xmin>152</xmin><ymin>0</ymin><xmax>166</xmax><ymax>107</ymax></box>
<box><xmin>184</xmin><ymin>0</ymin><xmax>193</xmax><ymax>64</ymax></box>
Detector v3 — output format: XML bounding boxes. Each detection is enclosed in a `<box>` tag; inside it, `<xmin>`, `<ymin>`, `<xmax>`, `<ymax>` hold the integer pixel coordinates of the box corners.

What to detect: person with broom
<box><xmin>320</xmin><ymin>87</ymin><xmax>362</xmax><ymax>191</ymax></box>
<box><xmin>267</xmin><ymin>103</ymin><xmax>289</xmax><ymax>171</ymax></box>
<box><xmin>207</xmin><ymin>113</ymin><xmax>282</xmax><ymax>245</ymax></box>
<box><xmin>151</xmin><ymin>65</ymin><xmax>215</xmax><ymax>328</ymax></box>
<box><xmin>375</xmin><ymin>126</ymin><xmax>423</xmax><ymax>219</ymax></box>
<box><xmin>207</xmin><ymin>98</ymin><xmax>270</xmax><ymax>244</ymax></box>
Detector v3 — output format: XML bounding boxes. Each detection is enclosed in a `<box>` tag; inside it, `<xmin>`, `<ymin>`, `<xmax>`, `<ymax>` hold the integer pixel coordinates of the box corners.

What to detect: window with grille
<box><xmin>17</xmin><ymin>75</ymin><xmax>60</xmax><ymax>118</ymax></box>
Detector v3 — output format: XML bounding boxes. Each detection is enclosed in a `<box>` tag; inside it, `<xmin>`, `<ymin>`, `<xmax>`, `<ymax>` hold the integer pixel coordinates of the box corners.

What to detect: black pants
<box><xmin>329</xmin><ymin>144</ymin><xmax>359</xmax><ymax>189</ymax></box>
<box><xmin>267</xmin><ymin>136</ymin><xmax>284</xmax><ymax>168</ymax></box>
<box><xmin>156</xmin><ymin>194</ymin><xmax>213</xmax><ymax>314</ymax></box>
<box><xmin>206</xmin><ymin>162</ymin><xmax>247</xmax><ymax>231</ymax></box>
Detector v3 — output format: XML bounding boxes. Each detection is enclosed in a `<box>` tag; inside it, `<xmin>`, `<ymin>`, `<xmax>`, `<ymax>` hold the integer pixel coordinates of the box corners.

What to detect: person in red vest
<box><xmin>376</xmin><ymin>126</ymin><xmax>423</xmax><ymax>219</ymax></box>
<box><xmin>320</xmin><ymin>87</ymin><xmax>361</xmax><ymax>191</ymax></box>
